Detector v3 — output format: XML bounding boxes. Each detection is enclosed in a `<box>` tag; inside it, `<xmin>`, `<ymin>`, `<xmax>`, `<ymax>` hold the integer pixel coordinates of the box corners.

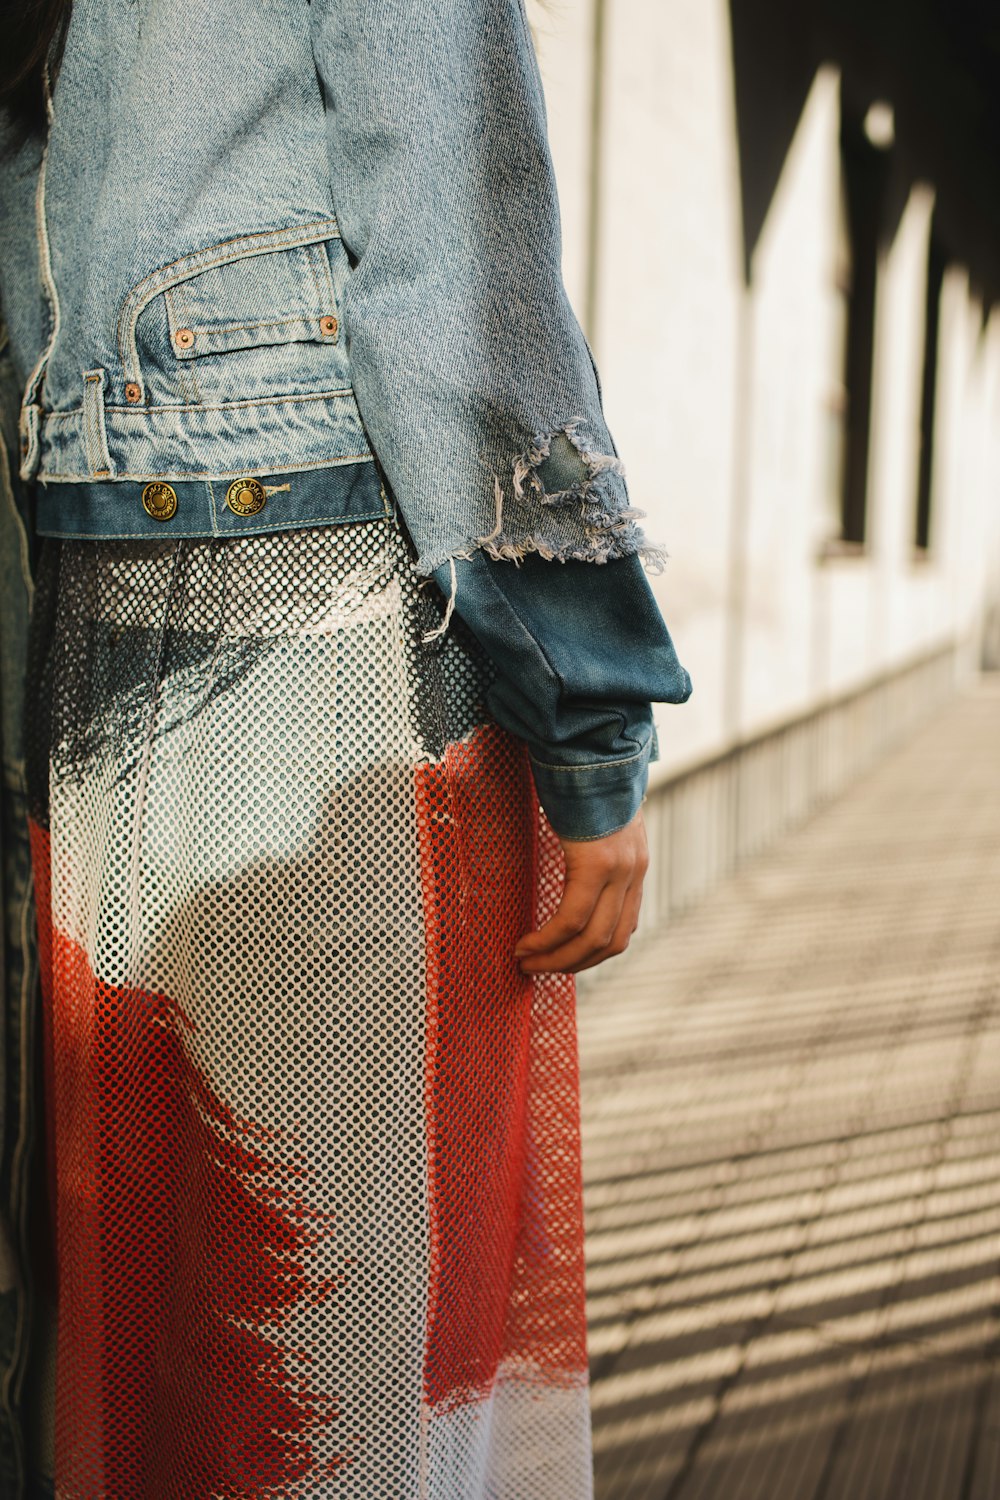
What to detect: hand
<box><xmin>514</xmin><ymin>809</ymin><xmax>649</xmax><ymax>975</ymax></box>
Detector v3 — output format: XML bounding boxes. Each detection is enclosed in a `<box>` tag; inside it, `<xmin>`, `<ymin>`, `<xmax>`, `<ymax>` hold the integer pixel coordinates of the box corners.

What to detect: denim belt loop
<box><xmin>82</xmin><ymin>369</ymin><xmax>116</xmax><ymax>479</ymax></box>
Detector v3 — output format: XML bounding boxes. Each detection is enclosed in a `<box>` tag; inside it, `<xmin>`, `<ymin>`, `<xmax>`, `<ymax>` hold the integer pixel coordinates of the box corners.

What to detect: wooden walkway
<box><xmin>581</xmin><ymin>680</ymin><xmax>1000</xmax><ymax>1500</ymax></box>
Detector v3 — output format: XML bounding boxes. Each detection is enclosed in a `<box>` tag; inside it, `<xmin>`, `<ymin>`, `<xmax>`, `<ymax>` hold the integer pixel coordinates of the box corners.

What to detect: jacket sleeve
<box><xmin>430</xmin><ymin>550</ymin><xmax>694</xmax><ymax>841</ymax></box>
<box><xmin>307</xmin><ymin>0</ymin><xmax>659</xmax><ymax>577</ymax></box>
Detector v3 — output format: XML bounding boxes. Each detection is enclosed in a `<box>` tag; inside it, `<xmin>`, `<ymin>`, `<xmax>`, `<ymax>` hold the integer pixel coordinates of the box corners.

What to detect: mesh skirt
<box><xmin>24</xmin><ymin>512</ymin><xmax>592</xmax><ymax>1499</ymax></box>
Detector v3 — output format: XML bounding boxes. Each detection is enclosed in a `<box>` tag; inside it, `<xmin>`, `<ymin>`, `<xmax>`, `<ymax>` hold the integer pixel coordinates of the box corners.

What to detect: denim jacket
<box><xmin>0</xmin><ymin>0</ymin><xmax>693</xmax><ymax>845</ymax></box>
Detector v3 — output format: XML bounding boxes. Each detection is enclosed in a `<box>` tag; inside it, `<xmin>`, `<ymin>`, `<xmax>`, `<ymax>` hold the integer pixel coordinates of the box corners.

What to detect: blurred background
<box><xmin>525</xmin><ymin>1</ymin><xmax>1000</xmax><ymax>1495</ymax></box>
<box><xmin>530</xmin><ymin>0</ymin><xmax>1000</xmax><ymax>812</ymax></box>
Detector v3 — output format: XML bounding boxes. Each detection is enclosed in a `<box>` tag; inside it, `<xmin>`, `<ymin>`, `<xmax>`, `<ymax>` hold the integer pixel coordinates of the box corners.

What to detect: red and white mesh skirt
<box><xmin>24</xmin><ymin>513</ymin><xmax>593</xmax><ymax>1498</ymax></box>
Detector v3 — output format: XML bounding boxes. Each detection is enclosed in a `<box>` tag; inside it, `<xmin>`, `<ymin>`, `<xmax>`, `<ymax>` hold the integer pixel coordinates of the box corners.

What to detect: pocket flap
<box><xmin>163</xmin><ymin>240</ymin><xmax>340</xmax><ymax>359</ymax></box>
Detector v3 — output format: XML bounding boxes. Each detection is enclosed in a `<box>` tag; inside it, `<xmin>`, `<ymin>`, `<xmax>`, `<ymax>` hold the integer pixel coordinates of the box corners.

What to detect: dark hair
<box><xmin>1</xmin><ymin>0</ymin><xmax>73</xmax><ymax>138</ymax></box>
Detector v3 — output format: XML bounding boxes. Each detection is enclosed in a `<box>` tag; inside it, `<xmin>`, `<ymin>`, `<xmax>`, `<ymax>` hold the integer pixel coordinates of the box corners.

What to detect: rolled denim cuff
<box><xmin>528</xmin><ymin>736</ymin><xmax>652</xmax><ymax>842</ymax></box>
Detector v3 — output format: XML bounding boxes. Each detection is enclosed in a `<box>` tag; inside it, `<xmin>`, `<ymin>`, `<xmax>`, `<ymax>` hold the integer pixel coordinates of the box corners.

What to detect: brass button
<box><xmin>174</xmin><ymin>327</ymin><xmax>195</xmax><ymax>349</ymax></box>
<box><xmin>141</xmin><ymin>482</ymin><xmax>178</xmax><ymax>521</ymax></box>
<box><xmin>125</xmin><ymin>382</ymin><xmax>142</xmax><ymax>404</ymax></box>
<box><xmin>319</xmin><ymin>315</ymin><xmax>338</xmax><ymax>338</ymax></box>
<box><xmin>225</xmin><ymin>476</ymin><xmax>267</xmax><ymax>516</ymax></box>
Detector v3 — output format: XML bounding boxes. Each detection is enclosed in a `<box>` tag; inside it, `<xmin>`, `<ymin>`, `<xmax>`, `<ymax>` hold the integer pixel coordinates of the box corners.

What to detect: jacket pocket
<box><xmin>120</xmin><ymin>220</ymin><xmax>349</xmax><ymax>406</ymax></box>
<box><xmin>164</xmin><ymin>241</ymin><xmax>340</xmax><ymax>360</ymax></box>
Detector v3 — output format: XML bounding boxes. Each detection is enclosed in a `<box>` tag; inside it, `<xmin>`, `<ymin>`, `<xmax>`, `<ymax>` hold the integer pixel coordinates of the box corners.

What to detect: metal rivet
<box><xmin>141</xmin><ymin>482</ymin><xmax>178</xmax><ymax>521</ymax></box>
<box><xmin>174</xmin><ymin>327</ymin><xmax>195</xmax><ymax>349</ymax></box>
<box><xmin>225</xmin><ymin>476</ymin><xmax>267</xmax><ymax>516</ymax></box>
<box><xmin>319</xmin><ymin>315</ymin><xmax>338</xmax><ymax>338</ymax></box>
<box><xmin>125</xmin><ymin>382</ymin><xmax>142</xmax><ymax>403</ymax></box>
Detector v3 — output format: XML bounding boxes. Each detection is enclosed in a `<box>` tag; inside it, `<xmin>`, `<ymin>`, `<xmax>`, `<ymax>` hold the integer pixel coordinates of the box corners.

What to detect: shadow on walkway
<box><xmin>581</xmin><ymin>680</ymin><xmax>1000</xmax><ymax>1500</ymax></box>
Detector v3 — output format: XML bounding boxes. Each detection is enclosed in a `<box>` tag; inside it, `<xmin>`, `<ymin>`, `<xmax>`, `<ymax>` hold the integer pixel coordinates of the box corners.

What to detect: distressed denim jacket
<box><xmin>0</xmin><ymin>0</ymin><xmax>692</xmax><ymax>846</ymax></box>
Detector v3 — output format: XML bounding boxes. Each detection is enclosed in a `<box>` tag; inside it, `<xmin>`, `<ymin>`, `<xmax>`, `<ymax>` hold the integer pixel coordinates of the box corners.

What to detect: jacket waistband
<box><xmin>34</xmin><ymin>459</ymin><xmax>390</xmax><ymax>541</ymax></box>
<box><xmin>23</xmin><ymin>383</ymin><xmax>373</xmax><ymax>488</ymax></box>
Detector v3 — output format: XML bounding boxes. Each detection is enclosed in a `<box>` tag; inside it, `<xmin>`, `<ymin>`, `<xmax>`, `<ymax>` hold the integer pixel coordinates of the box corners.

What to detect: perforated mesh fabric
<box><xmin>24</xmin><ymin>514</ymin><xmax>593</xmax><ymax>1499</ymax></box>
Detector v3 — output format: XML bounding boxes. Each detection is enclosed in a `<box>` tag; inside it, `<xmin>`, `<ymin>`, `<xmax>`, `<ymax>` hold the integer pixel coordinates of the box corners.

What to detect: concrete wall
<box><xmin>526</xmin><ymin>0</ymin><xmax>1000</xmax><ymax>781</ymax></box>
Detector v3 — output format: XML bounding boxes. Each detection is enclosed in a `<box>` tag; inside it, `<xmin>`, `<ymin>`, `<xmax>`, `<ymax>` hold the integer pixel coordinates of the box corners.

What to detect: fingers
<box><xmin>518</xmin><ymin>877</ymin><xmax>630</xmax><ymax>976</ymax></box>
<box><xmin>514</xmin><ymin>859</ymin><xmax>614</xmax><ymax>961</ymax></box>
<box><xmin>569</xmin><ymin>876</ymin><xmax>644</xmax><ymax>973</ymax></box>
<box><xmin>515</xmin><ymin>812</ymin><xmax>648</xmax><ymax>975</ymax></box>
